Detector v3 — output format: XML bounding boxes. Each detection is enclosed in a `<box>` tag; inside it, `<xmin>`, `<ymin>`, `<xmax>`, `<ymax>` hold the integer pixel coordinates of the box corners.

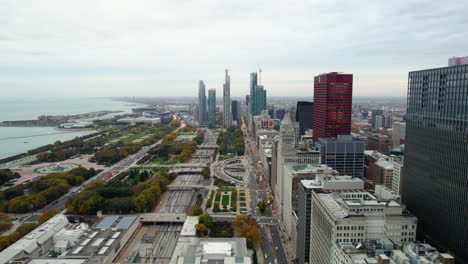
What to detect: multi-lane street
<box><xmin>240</xmin><ymin>118</ymin><xmax>290</xmax><ymax>264</ymax></box>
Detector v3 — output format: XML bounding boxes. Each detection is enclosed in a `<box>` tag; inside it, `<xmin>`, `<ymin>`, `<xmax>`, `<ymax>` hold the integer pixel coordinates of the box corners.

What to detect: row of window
<box><xmin>337</xmin><ymin>226</ymin><xmax>365</xmax><ymax>231</ymax></box>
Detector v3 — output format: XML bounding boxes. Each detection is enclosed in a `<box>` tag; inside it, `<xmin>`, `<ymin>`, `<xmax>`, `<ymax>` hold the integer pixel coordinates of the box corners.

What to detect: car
<box><xmin>264</xmin><ymin>253</ymin><xmax>268</xmax><ymax>259</ymax></box>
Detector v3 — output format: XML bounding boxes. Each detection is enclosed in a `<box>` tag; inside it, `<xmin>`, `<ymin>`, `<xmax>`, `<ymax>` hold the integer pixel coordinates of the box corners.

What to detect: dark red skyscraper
<box><xmin>313</xmin><ymin>72</ymin><xmax>353</xmax><ymax>141</ymax></box>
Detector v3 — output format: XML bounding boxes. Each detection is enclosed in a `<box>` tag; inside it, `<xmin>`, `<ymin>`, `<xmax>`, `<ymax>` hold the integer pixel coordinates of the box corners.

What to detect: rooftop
<box><xmin>170</xmin><ymin>237</ymin><xmax>251</xmax><ymax>264</ymax></box>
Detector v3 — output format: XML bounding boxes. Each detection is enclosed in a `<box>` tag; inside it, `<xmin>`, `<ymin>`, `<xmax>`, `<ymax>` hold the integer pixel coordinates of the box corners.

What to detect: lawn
<box><xmin>150</xmin><ymin>156</ymin><xmax>167</xmax><ymax>164</ymax></box>
<box><xmin>107</xmin><ymin>133</ymin><xmax>146</xmax><ymax>144</ymax></box>
<box><xmin>221</xmin><ymin>194</ymin><xmax>230</xmax><ymax>206</ymax></box>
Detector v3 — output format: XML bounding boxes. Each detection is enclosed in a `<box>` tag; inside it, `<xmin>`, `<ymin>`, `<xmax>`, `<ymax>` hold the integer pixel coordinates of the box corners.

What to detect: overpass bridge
<box><xmin>167</xmin><ymin>184</ymin><xmax>208</xmax><ymax>190</ymax></box>
<box><xmin>139</xmin><ymin>213</ymin><xmax>186</xmax><ymax>224</ymax></box>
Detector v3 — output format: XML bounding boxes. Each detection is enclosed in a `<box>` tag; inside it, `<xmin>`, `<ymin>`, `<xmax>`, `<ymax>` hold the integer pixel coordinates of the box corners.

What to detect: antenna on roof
<box><xmin>259</xmin><ymin>68</ymin><xmax>262</xmax><ymax>85</ymax></box>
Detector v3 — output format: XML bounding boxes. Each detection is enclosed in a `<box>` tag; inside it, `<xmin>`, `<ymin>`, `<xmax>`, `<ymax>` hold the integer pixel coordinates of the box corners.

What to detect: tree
<box><xmin>231</xmin><ymin>214</ymin><xmax>262</xmax><ymax>248</ymax></box>
<box><xmin>38</xmin><ymin>208</ymin><xmax>60</xmax><ymax>224</ymax></box>
<box><xmin>0</xmin><ymin>213</ymin><xmax>12</xmax><ymax>233</ymax></box>
<box><xmin>187</xmin><ymin>206</ymin><xmax>204</xmax><ymax>216</ymax></box>
<box><xmin>257</xmin><ymin>200</ymin><xmax>266</xmax><ymax>214</ymax></box>
<box><xmin>195</xmin><ymin>223</ymin><xmax>209</xmax><ymax>237</ymax></box>
<box><xmin>198</xmin><ymin>213</ymin><xmax>213</xmax><ymax>227</ymax></box>
<box><xmin>202</xmin><ymin>167</ymin><xmax>210</xmax><ymax>179</ymax></box>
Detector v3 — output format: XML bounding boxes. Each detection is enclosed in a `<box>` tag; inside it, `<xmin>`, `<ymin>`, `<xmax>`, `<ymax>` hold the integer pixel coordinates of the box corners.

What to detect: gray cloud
<box><xmin>0</xmin><ymin>0</ymin><xmax>467</xmax><ymax>97</ymax></box>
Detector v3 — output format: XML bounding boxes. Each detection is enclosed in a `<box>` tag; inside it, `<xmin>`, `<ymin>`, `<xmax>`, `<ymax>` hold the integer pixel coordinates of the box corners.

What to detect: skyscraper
<box><xmin>250</xmin><ymin>72</ymin><xmax>267</xmax><ymax>116</ymax></box>
<box><xmin>231</xmin><ymin>100</ymin><xmax>239</xmax><ymax>123</ymax></box>
<box><xmin>312</xmin><ymin>72</ymin><xmax>353</xmax><ymax>141</ymax></box>
<box><xmin>296</xmin><ymin>101</ymin><xmax>314</xmax><ymax>136</ymax></box>
<box><xmin>208</xmin><ymin>89</ymin><xmax>216</xmax><ymax>127</ymax></box>
<box><xmin>223</xmin><ymin>69</ymin><xmax>232</xmax><ymax>127</ymax></box>
<box><xmin>371</xmin><ymin>109</ymin><xmax>384</xmax><ymax>131</ymax></box>
<box><xmin>402</xmin><ymin>62</ymin><xmax>468</xmax><ymax>262</ymax></box>
<box><xmin>198</xmin><ymin>80</ymin><xmax>207</xmax><ymax>125</ymax></box>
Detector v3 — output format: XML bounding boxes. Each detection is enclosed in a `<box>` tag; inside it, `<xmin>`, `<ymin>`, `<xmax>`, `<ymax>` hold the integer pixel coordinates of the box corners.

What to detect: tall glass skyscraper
<box><xmin>208</xmin><ymin>89</ymin><xmax>216</xmax><ymax>127</ymax></box>
<box><xmin>198</xmin><ymin>80</ymin><xmax>207</xmax><ymax>125</ymax></box>
<box><xmin>249</xmin><ymin>72</ymin><xmax>267</xmax><ymax>116</ymax></box>
<box><xmin>312</xmin><ymin>72</ymin><xmax>353</xmax><ymax>141</ymax></box>
<box><xmin>296</xmin><ymin>101</ymin><xmax>314</xmax><ymax>135</ymax></box>
<box><xmin>403</xmin><ymin>62</ymin><xmax>468</xmax><ymax>262</ymax></box>
<box><xmin>223</xmin><ymin>69</ymin><xmax>232</xmax><ymax>127</ymax></box>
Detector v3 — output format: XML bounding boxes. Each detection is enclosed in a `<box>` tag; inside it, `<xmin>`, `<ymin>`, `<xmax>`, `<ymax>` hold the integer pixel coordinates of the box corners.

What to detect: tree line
<box><xmin>149</xmin><ymin>127</ymin><xmax>204</xmax><ymax>164</ymax></box>
<box><xmin>217</xmin><ymin>126</ymin><xmax>245</xmax><ymax>156</ymax></box>
<box><xmin>0</xmin><ymin>167</ymin><xmax>98</xmax><ymax>214</ymax></box>
<box><xmin>66</xmin><ymin>169</ymin><xmax>174</xmax><ymax>214</ymax></box>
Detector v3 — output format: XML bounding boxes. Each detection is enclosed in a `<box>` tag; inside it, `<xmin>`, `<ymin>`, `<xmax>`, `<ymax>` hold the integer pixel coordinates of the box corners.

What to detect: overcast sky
<box><xmin>1</xmin><ymin>0</ymin><xmax>467</xmax><ymax>98</ymax></box>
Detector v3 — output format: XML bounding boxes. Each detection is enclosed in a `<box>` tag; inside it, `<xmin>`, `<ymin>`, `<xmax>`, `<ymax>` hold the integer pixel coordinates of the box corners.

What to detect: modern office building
<box><xmin>249</xmin><ymin>72</ymin><xmax>267</xmax><ymax>116</ymax></box>
<box><xmin>296</xmin><ymin>101</ymin><xmax>314</xmax><ymax>136</ymax></box>
<box><xmin>403</xmin><ymin>60</ymin><xmax>468</xmax><ymax>262</ymax></box>
<box><xmin>310</xmin><ymin>189</ymin><xmax>417</xmax><ymax>264</ymax></box>
<box><xmin>313</xmin><ymin>72</ymin><xmax>353</xmax><ymax>141</ymax></box>
<box><xmin>316</xmin><ymin>135</ymin><xmax>365</xmax><ymax>177</ymax></box>
<box><xmin>231</xmin><ymin>100</ymin><xmax>239</xmax><ymax>123</ymax></box>
<box><xmin>223</xmin><ymin>69</ymin><xmax>232</xmax><ymax>127</ymax></box>
<box><xmin>208</xmin><ymin>89</ymin><xmax>216</xmax><ymax>127</ymax></box>
<box><xmin>371</xmin><ymin>109</ymin><xmax>384</xmax><ymax>131</ymax></box>
<box><xmin>198</xmin><ymin>80</ymin><xmax>207</xmax><ymax>125</ymax></box>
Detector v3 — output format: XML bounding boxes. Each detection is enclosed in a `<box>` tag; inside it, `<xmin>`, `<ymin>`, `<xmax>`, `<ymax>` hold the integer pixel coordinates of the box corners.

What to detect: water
<box><xmin>0</xmin><ymin>98</ymin><xmax>142</xmax><ymax>159</ymax></box>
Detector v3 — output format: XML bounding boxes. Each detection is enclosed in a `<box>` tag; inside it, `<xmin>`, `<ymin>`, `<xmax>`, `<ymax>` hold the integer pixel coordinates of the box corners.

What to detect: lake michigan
<box><xmin>0</xmin><ymin>97</ymin><xmax>142</xmax><ymax>159</ymax></box>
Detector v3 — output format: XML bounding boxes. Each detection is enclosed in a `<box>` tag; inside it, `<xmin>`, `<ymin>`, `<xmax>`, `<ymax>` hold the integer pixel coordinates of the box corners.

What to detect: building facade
<box><xmin>198</xmin><ymin>80</ymin><xmax>207</xmax><ymax>125</ymax></box>
<box><xmin>249</xmin><ymin>72</ymin><xmax>267</xmax><ymax>116</ymax></box>
<box><xmin>310</xmin><ymin>190</ymin><xmax>417</xmax><ymax>264</ymax></box>
<box><xmin>367</xmin><ymin>133</ymin><xmax>392</xmax><ymax>155</ymax></box>
<box><xmin>403</xmin><ymin>62</ymin><xmax>468</xmax><ymax>262</ymax></box>
<box><xmin>371</xmin><ymin>109</ymin><xmax>384</xmax><ymax>131</ymax></box>
<box><xmin>296</xmin><ymin>101</ymin><xmax>314</xmax><ymax>136</ymax></box>
<box><xmin>223</xmin><ymin>69</ymin><xmax>232</xmax><ymax>127</ymax></box>
<box><xmin>317</xmin><ymin>135</ymin><xmax>365</xmax><ymax>177</ymax></box>
<box><xmin>392</xmin><ymin>121</ymin><xmax>406</xmax><ymax>147</ymax></box>
<box><xmin>313</xmin><ymin>72</ymin><xmax>353</xmax><ymax>141</ymax></box>
<box><xmin>208</xmin><ymin>89</ymin><xmax>216</xmax><ymax>127</ymax></box>
<box><xmin>231</xmin><ymin>100</ymin><xmax>239</xmax><ymax>124</ymax></box>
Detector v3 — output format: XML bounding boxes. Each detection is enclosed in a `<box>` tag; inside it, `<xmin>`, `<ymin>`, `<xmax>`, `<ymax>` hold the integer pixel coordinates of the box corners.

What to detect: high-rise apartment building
<box><xmin>296</xmin><ymin>101</ymin><xmax>314</xmax><ymax>136</ymax></box>
<box><xmin>208</xmin><ymin>89</ymin><xmax>216</xmax><ymax>127</ymax></box>
<box><xmin>223</xmin><ymin>69</ymin><xmax>232</xmax><ymax>127</ymax></box>
<box><xmin>198</xmin><ymin>80</ymin><xmax>207</xmax><ymax>125</ymax></box>
<box><xmin>249</xmin><ymin>72</ymin><xmax>267</xmax><ymax>116</ymax></box>
<box><xmin>403</xmin><ymin>61</ymin><xmax>468</xmax><ymax>262</ymax></box>
<box><xmin>316</xmin><ymin>135</ymin><xmax>365</xmax><ymax>177</ymax></box>
<box><xmin>313</xmin><ymin>72</ymin><xmax>353</xmax><ymax>141</ymax></box>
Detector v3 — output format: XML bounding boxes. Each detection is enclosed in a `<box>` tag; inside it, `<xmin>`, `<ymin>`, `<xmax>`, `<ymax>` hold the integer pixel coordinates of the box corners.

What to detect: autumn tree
<box><xmin>0</xmin><ymin>213</ymin><xmax>12</xmax><ymax>233</ymax></box>
<box><xmin>231</xmin><ymin>214</ymin><xmax>262</xmax><ymax>248</ymax></box>
<box><xmin>195</xmin><ymin>223</ymin><xmax>209</xmax><ymax>237</ymax></box>
<box><xmin>187</xmin><ymin>206</ymin><xmax>203</xmax><ymax>216</ymax></box>
<box><xmin>38</xmin><ymin>208</ymin><xmax>60</xmax><ymax>224</ymax></box>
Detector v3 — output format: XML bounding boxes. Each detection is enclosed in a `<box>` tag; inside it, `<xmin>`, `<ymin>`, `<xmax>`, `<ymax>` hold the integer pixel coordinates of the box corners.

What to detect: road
<box><xmin>240</xmin><ymin>117</ymin><xmax>290</xmax><ymax>264</ymax></box>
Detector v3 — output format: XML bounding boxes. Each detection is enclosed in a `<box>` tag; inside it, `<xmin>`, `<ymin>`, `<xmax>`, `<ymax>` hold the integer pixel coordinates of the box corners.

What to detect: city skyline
<box><xmin>1</xmin><ymin>1</ymin><xmax>468</xmax><ymax>98</ymax></box>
